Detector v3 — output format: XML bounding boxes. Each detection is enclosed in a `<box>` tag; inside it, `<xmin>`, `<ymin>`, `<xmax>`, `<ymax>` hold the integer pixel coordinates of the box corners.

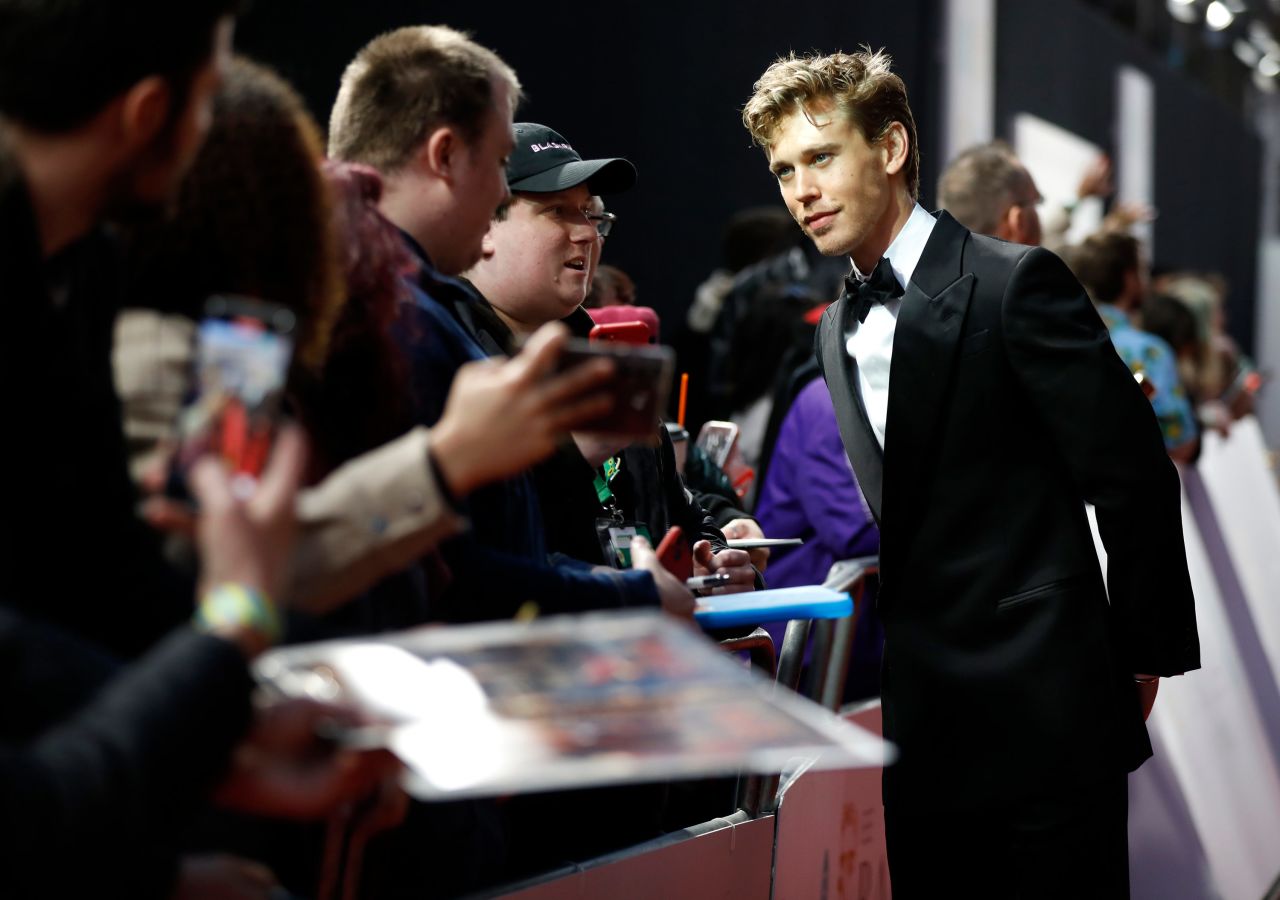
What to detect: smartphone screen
<box><xmin>696</xmin><ymin>421</ymin><xmax>740</xmax><ymax>470</ymax></box>
<box><xmin>174</xmin><ymin>296</ymin><xmax>295</xmax><ymax>499</ymax></box>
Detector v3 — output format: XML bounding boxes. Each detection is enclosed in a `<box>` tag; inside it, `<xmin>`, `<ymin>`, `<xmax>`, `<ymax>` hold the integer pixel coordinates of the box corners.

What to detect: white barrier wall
<box><xmin>1197</xmin><ymin>417</ymin><xmax>1280</xmax><ymax>699</ymax></box>
<box><xmin>1091</xmin><ymin>422</ymin><xmax>1280</xmax><ymax>900</ymax></box>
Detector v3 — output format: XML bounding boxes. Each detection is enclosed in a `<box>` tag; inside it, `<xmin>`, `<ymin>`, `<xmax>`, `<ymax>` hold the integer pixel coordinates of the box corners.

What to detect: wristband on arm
<box><xmin>194</xmin><ymin>583</ymin><xmax>282</xmax><ymax>646</ymax></box>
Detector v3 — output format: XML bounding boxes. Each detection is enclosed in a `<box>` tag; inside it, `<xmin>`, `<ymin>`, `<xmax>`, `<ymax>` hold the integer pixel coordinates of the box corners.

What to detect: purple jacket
<box><xmin>756</xmin><ymin>377</ymin><xmax>880</xmax><ymax>588</ymax></box>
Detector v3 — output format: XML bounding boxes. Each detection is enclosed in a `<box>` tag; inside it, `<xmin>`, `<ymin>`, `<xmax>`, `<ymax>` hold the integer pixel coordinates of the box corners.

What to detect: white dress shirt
<box><xmin>845</xmin><ymin>203</ymin><xmax>936</xmax><ymax>449</ymax></box>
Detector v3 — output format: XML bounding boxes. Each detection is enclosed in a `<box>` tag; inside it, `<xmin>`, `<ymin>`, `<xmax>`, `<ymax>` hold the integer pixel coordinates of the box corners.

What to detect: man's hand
<box><xmin>213</xmin><ymin>697</ymin><xmax>402</xmax><ymax>821</ymax></box>
<box><xmin>1102</xmin><ymin>201</ymin><xmax>1156</xmax><ymax>233</ymax></box>
<box><xmin>431</xmin><ymin>322</ymin><xmax>614</xmax><ymax>496</ymax></box>
<box><xmin>721</xmin><ymin>518</ymin><xmax>770</xmax><ymax>572</ymax></box>
<box><xmin>1135</xmin><ymin>675</ymin><xmax>1159</xmax><ymax>721</ymax></box>
<box><xmin>1077</xmin><ymin>154</ymin><xmax>1113</xmax><ymax>200</ymax></box>
<box><xmin>629</xmin><ymin>535</ymin><xmax>696</xmax><ymax>619</ymax></box>
<box><xmin>192</xmin><ymin>425</ymin><xmax>306</xmax><ymax>603</ymax></box>
<box><xmin>693</xmin><ymin>540</ymin><xmax>756</xmax><ymax>594</ymax></box>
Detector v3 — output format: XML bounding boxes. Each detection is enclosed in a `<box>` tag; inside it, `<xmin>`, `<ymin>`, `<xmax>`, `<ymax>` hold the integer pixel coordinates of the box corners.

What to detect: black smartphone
<box><xmin>552</xmin><ymin>337</ymin><xmax>675</xmax><ymax>444</ymax></box>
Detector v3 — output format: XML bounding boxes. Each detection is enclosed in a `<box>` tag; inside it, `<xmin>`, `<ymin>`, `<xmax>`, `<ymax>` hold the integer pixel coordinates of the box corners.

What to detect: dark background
<box><xmin>238</xmin><ymin>0</ymin><xmax>1260</xmax><ymax>354</ymax></box>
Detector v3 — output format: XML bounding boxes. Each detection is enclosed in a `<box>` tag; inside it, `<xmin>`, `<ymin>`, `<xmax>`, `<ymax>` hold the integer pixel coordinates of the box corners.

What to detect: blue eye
<box><xmin>813</xmin><ymin>153</ymin><xmax>831</xmax><ymax>164</ymax></box>
<box><xmin>775</xmin><ymin>166</ymin><xmax>793</xmax><ymax>181</ymax></box>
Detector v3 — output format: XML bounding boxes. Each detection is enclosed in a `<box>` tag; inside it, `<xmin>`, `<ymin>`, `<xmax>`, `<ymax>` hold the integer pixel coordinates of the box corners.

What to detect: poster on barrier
<box><xmin>255</xmin><ymin>610</ymin><xmax>891</xmax><ymax>800</ymax></box>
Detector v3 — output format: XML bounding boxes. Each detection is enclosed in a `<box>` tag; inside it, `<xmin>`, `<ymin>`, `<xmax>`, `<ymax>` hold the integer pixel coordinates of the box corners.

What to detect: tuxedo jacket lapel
<box><xmin>822</xmin><ymin>288</ymin><xmax>885</xmax><ymax>523</ymax></box>
<box><xmin>885</xmin><ymin>212</ymin><xmax>975</xmax><ymax>519</ymax></box>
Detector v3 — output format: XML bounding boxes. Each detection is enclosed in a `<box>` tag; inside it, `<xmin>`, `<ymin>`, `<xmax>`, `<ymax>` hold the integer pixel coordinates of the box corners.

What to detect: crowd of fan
<box><xmin>0</xmin><ymin>2</ymin><xmax>1258</xmax><ymax>898</ymax></box>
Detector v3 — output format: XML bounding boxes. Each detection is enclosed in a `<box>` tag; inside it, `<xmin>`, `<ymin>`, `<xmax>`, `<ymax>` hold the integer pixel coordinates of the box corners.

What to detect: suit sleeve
<box><xmin>1001</xmin><ymin>247</ymin><xmax>1199</xmax><ymax>676</ymax></box>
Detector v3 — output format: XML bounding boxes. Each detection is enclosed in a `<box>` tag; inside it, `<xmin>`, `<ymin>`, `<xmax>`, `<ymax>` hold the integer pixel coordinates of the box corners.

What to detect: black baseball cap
<box><xmin>506</xmin><ymin>123</ymin><xmax>637</xmax><ymax>195</ymax></box>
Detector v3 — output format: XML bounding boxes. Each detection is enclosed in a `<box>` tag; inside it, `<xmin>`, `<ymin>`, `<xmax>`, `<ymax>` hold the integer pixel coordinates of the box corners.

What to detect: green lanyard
<box><xmin>593</xmin><ymin>456</ymin><xmax>622</xmax><ymax>509</ymax></box>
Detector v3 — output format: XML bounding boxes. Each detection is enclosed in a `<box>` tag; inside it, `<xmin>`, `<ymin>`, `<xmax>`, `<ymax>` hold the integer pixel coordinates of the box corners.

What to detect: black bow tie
<box><xmin>849</xmin><ymin>257</ymin><xmax>904</xmax><ymax>323</ymax></box>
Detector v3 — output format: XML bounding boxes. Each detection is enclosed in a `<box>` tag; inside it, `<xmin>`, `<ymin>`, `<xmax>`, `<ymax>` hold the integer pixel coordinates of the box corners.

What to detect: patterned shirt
<box><xmin>1097</xmin><ymin>304</ymin><xmax>1198</xmax><ymax>450</ymax></box>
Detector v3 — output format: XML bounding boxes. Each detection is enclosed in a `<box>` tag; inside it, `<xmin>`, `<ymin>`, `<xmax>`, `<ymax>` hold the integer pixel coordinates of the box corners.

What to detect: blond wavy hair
<box><xmin>743</xmin><ymin>48</ymin><xmax>920</xmax><ymax>200</ymax></box>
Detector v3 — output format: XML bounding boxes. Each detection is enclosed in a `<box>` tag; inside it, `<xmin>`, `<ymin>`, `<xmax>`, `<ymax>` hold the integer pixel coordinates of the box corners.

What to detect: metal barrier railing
<box><xmin>722</xmin><ymin>555</ymin><xmax>879</xmax><ymax>816</ymax></box>
<box><xmin>809</xmin><ymin>555</ymin><xmax>878</xmax><ymax>710</ymax></box>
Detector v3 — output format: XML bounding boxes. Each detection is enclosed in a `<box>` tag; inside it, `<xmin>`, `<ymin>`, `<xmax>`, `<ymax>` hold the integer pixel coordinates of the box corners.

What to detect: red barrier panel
<box><xmin>500</xmin><ymin>814</ymin><xmax>775</xmax><ymax>900</ymax></box>
<box><xmin>773</xmin><ymin>701</ymin><xmax>890</xmax><ymax>899</ymax></box>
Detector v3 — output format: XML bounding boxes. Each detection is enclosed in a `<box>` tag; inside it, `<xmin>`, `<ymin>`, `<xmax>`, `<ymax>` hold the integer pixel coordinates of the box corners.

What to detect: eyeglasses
<box><xmin>586</xmin><ymin>210</ymin><xmax>617</xmax><ymax>238</ymax></box>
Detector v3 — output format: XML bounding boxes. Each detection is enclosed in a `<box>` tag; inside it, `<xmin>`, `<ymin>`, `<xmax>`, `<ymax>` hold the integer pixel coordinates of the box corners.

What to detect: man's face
<box><xmin>484</xmin><ymin>183</ymin><xmax>598</xmax><ymax>328</ymax></box>
<box><xmin>437</xmin><ymin>77</ymin><xmax>515</xmax><ymax>275</ymax></box>
<box><xmin>767</xmin><ymin>100</ymin><xmax>894</xmax><ymax>261</ymax></box>
<box><xmin>113</xmin><ymin>17</ymin><xmax>234</xmax><ymax>217</ymax></box>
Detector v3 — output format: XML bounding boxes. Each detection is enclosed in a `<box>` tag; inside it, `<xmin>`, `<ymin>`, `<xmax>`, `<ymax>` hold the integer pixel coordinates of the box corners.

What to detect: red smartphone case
<box><xmin>589</xmin><ymin>321</ymin><xmax>651</xmax><ymax>345</ymax></box>
<box><xmin>655</xmin><ymin>526</ymin><xmax>693</xmax><ymax>581</ymax></box>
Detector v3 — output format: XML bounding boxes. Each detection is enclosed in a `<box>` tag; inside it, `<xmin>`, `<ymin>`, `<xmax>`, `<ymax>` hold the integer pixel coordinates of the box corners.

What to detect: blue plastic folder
<box><xmin>694</xmin><ymin>585</ymin><xmax>853</xmax><ymax>629</ymax></box>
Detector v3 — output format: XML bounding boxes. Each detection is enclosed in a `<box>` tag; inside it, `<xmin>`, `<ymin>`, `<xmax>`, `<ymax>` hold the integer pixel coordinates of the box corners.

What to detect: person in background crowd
<box><xmin>744</xmin><ymin>47</ymin><xmax>1198</xmax><ymax>898</ymax></box>
<box><xmin>936</xmin><ymin>140</ymin><xmax>1042</xmax><ymax>246</ymax></box>
<box><xmin>754</xmin><ymin>376</ymin><xmax>883</xmax><ymax>701</ymax></box>
<box><xmin>686</xmin><ymin>206</ymin><xmax>804</xmax><ymax>335</ymax></box>
<box><xmin>1157</xmin><ymin>270</ymin><xmax>1261</xmax><ymax>433</ymax></box>
<box><xmin>585</xmin><ymin>262</ymin><xmax>636</xmax><ymax>307</ymax></box>
<box><xmin>698</xmin><ymin>210</ymin><xmax>846</xmax><ymax>462</ymax></box>
<box><xmin>1067</xmin><ymin>230</ymin><xmax>1199</xmax><ymax>462</ymax></box>
<box><xmin>679</xmin><ymin>205</ymin><xmax>831</xmax><ymax>437</ymax></box>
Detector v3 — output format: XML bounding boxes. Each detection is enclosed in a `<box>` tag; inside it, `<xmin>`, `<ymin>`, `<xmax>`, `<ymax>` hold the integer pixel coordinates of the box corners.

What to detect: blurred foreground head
<box><xmin>128</xmin><ymin>57</ymin><xmax>340</xmax><ymax>371</ymax></box>
<box><xmin>0</xmin><ymin>0</ymin><xmax>241</xmax><ymax>222</ymax></box>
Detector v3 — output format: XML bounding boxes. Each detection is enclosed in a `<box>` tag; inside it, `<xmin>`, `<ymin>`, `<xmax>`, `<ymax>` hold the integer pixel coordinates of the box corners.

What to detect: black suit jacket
<box><xmin>815</xmin><ymin>211</ymin><xmax>1200</xmax><ymax>808</ymax></box>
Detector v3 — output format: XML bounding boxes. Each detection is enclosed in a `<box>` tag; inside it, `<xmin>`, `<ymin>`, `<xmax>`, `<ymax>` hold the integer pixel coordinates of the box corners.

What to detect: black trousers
<box><xmin>884</xmin><ymin>774</ymin><xmax>1130</xmax><ymax>899</ymax></box>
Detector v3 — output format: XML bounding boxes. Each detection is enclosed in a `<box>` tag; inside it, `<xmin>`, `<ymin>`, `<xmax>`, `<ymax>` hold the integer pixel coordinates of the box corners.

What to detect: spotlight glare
<box><xmin>1235</xmin><ymin>38</ymin><xmax>1262</xmax><ymax>65</ymax></box>
<box><xmin>1168</xmin><ymin>0</ymin><xmax>1199</xmax><ymax>24</ymax></box>
<box><xmin>1260</xmin><ymin>55</ymin><xmax>1280</xmax><ymax>78</ymax></box>
<box><xmin>1206</xmin><ymin>1</ymin><xmax>1235</xmax><ymax>30</ymax></box>
<box><xmin>1250</xmin><ymin>21</ymin><xmax>1278</xmax><ymax>51</ymax></box>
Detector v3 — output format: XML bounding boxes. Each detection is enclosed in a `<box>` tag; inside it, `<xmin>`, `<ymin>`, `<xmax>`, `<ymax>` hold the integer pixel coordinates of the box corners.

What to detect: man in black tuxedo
<box><xmin>743</xmin><ymin>50</ymin><xmax>1199</xmax><ymax>898</ymax></box>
